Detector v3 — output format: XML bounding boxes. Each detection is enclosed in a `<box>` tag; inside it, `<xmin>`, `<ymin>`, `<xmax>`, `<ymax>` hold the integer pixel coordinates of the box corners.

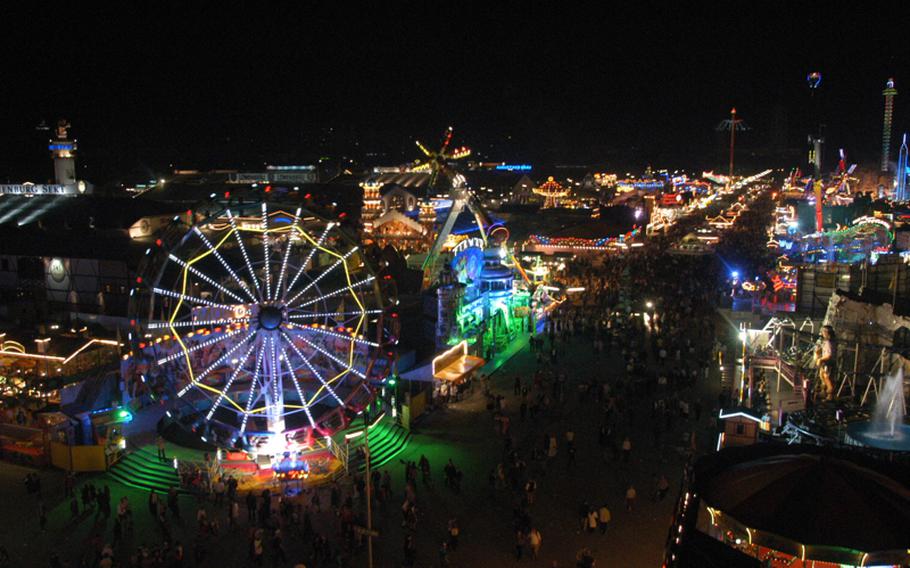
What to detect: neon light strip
<box><xmin>147</xmin><ymin>318</ymin><xmax>248</xmax><ymax>330</ymax></box>
<box><xmin>289</xmin><ymin>309</ymin><xmax>380</xmax><ymax>320</ymax></box>
<box><xmin>239</xmin><ymin>346</ymin><xmax>265</xmax><ymax>435</ymax></box>
<box><xmin>295</xmin><ymin>332</ymin><xmax>366</xmax><ymax>379</ymax></box>
<box><xmin>272</xmin><ymin>207</ymin><xmax>301</xmax><ymax>300</ymax></box>
<box><xmin>193</xmin><ymin>226</ymin><xmax>257</xmax><ymax>303</ymax></box>
<box><xmin>267</xmin><ymin>337</ymin><xmax>279</xmax><ymax>412</ymax></box>
<box><xmin>285</xmin><ymin>222</ymin><xmax>333</xmax><ymax>296</ymax></box>
<box><xmin>61</xmin><ymin>339</ymin><xmax>120</xmax><ymax>365</ymax></box>
<box><xmin>226</xmin><ymin>209</ymin><xmax>262</xmax><ymax>300</ymax></box>
<box><xmin>153</xmin><ymin>287</ymin><xmax>234</xmax><ymax>310</ymax></box>
<box><xmin>295</xmin><ymin>276</ymin><xmax>375</xmax><ymax>309</ymax></box>
<box><xmin>297</xmin><ymin>325</ymin><xmax>379</xmax><ymax>347</ymax></box>
<box><xmin>157</xmin><ymin>328</ymin><xmax>249</xmax><ymax>365</ymax></box>
<box><xmin>0</xmin><ymin>350</ymin><xmax>65</xmax><ymax>362</ymax></box>
<box><xmin>177</xmin><ymin>331</ymin><xmax>255</xmax><ymax>397</ymax></box>
<box><xmin>286</xmin><ymin>246</ymin><xmax>358</xmax><ymax>306</ymax></box>
<box><xmin>168</xmin><ymin>253</ymin><xmax>246</xmax><ymax>303</ymax></box>
<box><xmin>282</xmin><ymin>331</ymin><xmax>344</xmax><ymax>406</ymax></box>
<box><xmin>0</xmin><ymin>339</ymin><xmax>120</xmax><ymax>365</ymax></box>
<box><xmin>432</xmin><ymin>340</ymin><xmax>467</xmax><ymax>376</ymax></box>
<box><xmin>261</xmin><ymin>203</ymin><xmax>272</xmax><ymax>300</ymax></box>
<box><xmin>207</xmin><ymin>341</ymin><xmax>256</xmax><ymax>420</ymax></box>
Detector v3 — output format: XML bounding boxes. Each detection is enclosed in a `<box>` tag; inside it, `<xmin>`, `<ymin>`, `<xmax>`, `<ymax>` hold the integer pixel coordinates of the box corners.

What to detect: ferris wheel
<box><xmin>130</xmin><ymin>203</ymin><xmax>391</xmax><ymax>451</ymax></box>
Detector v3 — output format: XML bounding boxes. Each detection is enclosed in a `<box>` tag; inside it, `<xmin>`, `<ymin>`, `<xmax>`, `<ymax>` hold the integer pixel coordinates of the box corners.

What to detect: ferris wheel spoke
<box><xmin>153</xmin><ymin>287</ymin><xmax>235</xmax><ymax>310</ymax></box>
<box><xmin>281</xmin><ymin>331</ymin><xmax>345</xmax><ymax>406</ymax></box>
<box><xmin>278</xmin><ymin>347</ymin><xmax>316</xmax><ymax>428</ymax></box>
<box><xmin>207</xmin><ymin>341</ymin><xmax>257</xmax><ymax>420</ymax></box>
<box><xmin>294</xmin><ymin>324</ymin><xmax>379</xmax><ymax>348</ymax></box>
<box><xmin>167</xmin><ymin>253</ymin><xmax>246</xmax><ymax>304</ymax></box>
<box><xmin>289</xmin><ymin>329</ymin><xmax>366</xmax><ymax>380</ymax></box>
<box><xmin>226</xmin><ymin>209</ymin><xmax>263</xmax><ymax>300</ymax></box>
<box><xmin>193</xmin><ymin>225</ymin><xmax>257</xmax><ymax>303</ymax></box>
<box><xmin>240</xmin><ymin>346</ymin><xmax>266</xmax><ymax>435</ymax></box>
<box><xmin>156</xmin><ymin>327</ymin><xmax>252</xmax><ymax>365</ymax></box>
<box><xmin>286</xmin><ymin>246</ymin><xmax>359</xmax><ymax>307</ymax></box>
<box><xmin>288</xmin><ymin>309</ymin><xmax>381</xmax><ymax>321</ymax></box>
<box><xmin>285</xmin><ymin>222</ymin><xmax>333</xmax><ymax>298</ymax></box>
<box><xmin>294</xmin><ymin>275</ymin><xmax>375</xmax><ymax>310</ymax></box>
<box><xmin>177</xmin><ymin>330</ymin><xmax>257</xmax><ymax>398</ymax></box>
<box><xmin>147</xmin><ymin>318</ymin><xmax>249</xmax><ymax>330</ymax></box>
<box><xmin>271</xmin><ymin>207</ymin><xmax>301</xmax><ymax>301</ymax></box>
<box><xmin>261</xmin><ymin>203</ymin><xmax>272</xmax><ymax>300</ymax></box>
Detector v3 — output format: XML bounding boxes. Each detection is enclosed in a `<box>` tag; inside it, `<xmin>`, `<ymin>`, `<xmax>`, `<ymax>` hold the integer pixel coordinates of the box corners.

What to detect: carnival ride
<box><xmin>533</xmin><ymin>176</ymin><xmax>569</xmax><ymax>209</ymax></box>
<box><xmin>128</xmin><ymin>203</ymin><xmax>393</xmax><ymax>458</ymax></box>
<box><xmin>412</xmin><ymin>126</ymin><xmax>471</xmax><ymax>190</ymax></box>
<box><xmin>414</xmin><ymin>127</ymin><xmax>496</xmax><ymax>287</ymax></box>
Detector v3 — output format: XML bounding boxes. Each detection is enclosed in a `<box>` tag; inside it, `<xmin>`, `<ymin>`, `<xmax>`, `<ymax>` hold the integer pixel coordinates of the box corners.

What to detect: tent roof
<box><xmin>694</xmin><ymin>444</ymin><xmax>910</xmax><ymax>553</ymax></box>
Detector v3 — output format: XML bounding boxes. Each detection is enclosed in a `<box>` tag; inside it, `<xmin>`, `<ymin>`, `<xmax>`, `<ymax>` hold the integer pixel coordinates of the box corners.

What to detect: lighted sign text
<box><xmin>451</xmin><ymin>237</ymin><xmax>485</xmax><ymax>254</ymax></box>
<box><xmin>0</xmin><ymin>184</ymin><xmax>81</xmax><ymax>195</ymax></box>
<box><xmin>495</xmin><ymin>164</ymin><xmax>532</xmax><ymax>171</ymax></box>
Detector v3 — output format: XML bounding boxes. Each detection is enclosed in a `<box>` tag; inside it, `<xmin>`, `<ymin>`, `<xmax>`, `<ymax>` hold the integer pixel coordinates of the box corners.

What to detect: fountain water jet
<box><xmin>846</xmin><ymin>367</ymin><xmax>910</xmax><ymax>451</ymax></box>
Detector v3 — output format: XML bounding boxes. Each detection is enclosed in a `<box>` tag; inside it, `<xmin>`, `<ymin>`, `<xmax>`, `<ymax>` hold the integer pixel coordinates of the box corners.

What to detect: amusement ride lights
<box><xmin>134</xmin><ymin>204</ymin><xmax>387</xmax><ymax>451</ymax></box>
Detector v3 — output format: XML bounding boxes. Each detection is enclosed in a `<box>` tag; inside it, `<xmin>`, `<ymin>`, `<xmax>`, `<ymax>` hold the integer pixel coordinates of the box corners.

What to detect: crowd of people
<box><xmin>6</xmin><ymin>197</ymin><xmax>769</xmax><ymax>568</ymax></box>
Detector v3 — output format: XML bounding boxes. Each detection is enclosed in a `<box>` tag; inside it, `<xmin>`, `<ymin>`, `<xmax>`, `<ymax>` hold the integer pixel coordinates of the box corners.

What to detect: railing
<box><xmin>329</xmin><ymin>437</ymin><xmax>350</xmax><ymax>475</ymax></box>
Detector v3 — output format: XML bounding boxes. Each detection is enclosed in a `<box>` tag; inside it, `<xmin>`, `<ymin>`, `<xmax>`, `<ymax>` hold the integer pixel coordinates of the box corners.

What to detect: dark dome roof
<box><xmin>699</xmin><ymin>447</ymin><xmax>910</xmax><ymax>553</ymax></box>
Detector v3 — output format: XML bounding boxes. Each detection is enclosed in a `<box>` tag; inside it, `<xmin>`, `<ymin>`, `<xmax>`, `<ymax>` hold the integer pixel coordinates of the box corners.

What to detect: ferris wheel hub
<box><xmin>257</xmin><ymin>304</ymin><xmax>285</xmax><ymax>331</ymax></box>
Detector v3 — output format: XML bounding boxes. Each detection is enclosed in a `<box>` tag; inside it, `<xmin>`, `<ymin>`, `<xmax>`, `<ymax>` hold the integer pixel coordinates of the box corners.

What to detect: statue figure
<box><xmin>814</xmin><ymin>325</ymin><xmax>836</xmax><ymax>400</ymax></box>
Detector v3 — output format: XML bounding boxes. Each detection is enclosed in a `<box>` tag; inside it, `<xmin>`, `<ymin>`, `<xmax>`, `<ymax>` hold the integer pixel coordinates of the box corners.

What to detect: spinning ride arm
<box><xmin>421</xmin><ymin>184</ymin><xmax>492</xmax><ymax>288</ymax></box>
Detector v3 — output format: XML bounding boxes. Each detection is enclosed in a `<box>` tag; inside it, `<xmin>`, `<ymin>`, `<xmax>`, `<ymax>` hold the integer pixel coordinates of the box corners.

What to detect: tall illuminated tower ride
<box><xmin>897</xmin><ymin>134</ymin><xmax>908</xmax><ymax>202</ymax></box>
<box><xmin>882</xmin><ymin>78</ymin><xmax>897</xmax><ymax>173</ymax></box>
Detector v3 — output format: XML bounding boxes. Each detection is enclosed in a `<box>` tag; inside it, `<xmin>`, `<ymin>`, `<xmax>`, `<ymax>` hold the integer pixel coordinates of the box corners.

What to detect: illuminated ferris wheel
<box><xmin>130</xmin><ymin>203</ymin><xmax>391</xmax><ymax>450</ymax></box>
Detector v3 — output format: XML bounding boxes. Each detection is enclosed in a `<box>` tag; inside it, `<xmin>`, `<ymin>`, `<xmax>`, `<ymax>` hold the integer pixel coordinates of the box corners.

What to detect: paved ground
<box><xmin>1</xmin><ymin>319</ymin><xmax>724</xmax><ymax>568</ymax></box>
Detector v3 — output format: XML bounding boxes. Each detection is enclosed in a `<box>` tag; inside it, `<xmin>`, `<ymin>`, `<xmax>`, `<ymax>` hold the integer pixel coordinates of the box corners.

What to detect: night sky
<box><xmin>1</xmin><ymin>3</ymin><xmax>906</xmax><ymax>183</ymax></box>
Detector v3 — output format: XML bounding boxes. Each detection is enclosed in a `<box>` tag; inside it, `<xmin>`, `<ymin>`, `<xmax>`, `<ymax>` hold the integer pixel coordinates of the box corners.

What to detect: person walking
<box><xmin>657</xmin><ymin>474</ymin><xmax>670</xmax><ymax>501</ymax></box>
<box><xmin>168</xmin><ymin>486</ymin><xmax>181</xmax><ymax>520</ymax></box>
<box><xmin>148</xmin><ymin>490</ymin><xmax>159</xmax><ymax>519</ymax></box>
<box><xmin>447</xmin><ymin>517</ymin><xmax>460</xmax><ymax>551</ymax></box>
<box><xmin>597</xmin><ymin>504</ymin><xmax>611</xmax><ymax>534</ymax></box>
<box><xmin>567</xmin><ymin>444</ymin><xmax>577</xmax><ymax>470</ymax></box>
<box><xmin>229</xmin><ymin>498</ymin><xmax>240</xmax><ymax>530</ymax></box>
<box><xmin>524</xmin><ymin>479</ymin><xmax>537</xmax><ymax>506</ymax></box>
<box><xmin>157</xmin><ymin>435</ymin><xmax>167</xmax><ymax>461</ymax></box>
<box><xmin>577</xmin><ymin>502</ymin><xmax>589</xmax><ymax>533</ymax></box>
<box><xmin>270</xmin><ymin>528</ymin><xmax>286</xmax><ymax>567</ymax></box>
<box><xmin>621</xmin><ymin>436</ymin><xmax>632</xmax><ymax>463</ymax></box>
<box><xmin>528</xmin><ymin>527</ymin><xmax>542</xmax><ymax>559</ymax></box>
<box><xmin>70</xmin><ymin>497</ymin><xmax>79</xmax><ymax>520</ymax></box>
<box><xmin>625</xmin><ymin>484</ymin><xmax>637</xmax><ymax>511</ymax></box>
<box><xmin>514</xmin><ymin>530</ymin><xmax>525</xmax><ymax>560</ymax></box>
<box><xmin>586</xmin><ymin>509</ymin><xmax>598</xmax><ymax>533</ymax></box>
<box><xmin>250</xmin><ymin>529</ymin><xmax>264</xmax><ymax>567</ymax></box>
<box><xmin>246</xmin><ymin>491</ymin><xmax>257</xmax><ymax>525</ymax></box>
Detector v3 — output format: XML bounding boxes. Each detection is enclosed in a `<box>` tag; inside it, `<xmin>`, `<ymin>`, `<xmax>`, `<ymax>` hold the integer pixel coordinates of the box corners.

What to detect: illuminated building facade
<box><xmin>435</xmin><ymin>245</ymin><xmax>529</xmax><ymax>354</ymax></box>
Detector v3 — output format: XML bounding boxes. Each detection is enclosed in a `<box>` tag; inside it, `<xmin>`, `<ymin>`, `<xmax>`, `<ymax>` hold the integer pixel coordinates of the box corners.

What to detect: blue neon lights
<box><xmin>495</xmin><ymin>164</ymin><xmax>532</xmax><ymax>171</ymax></box>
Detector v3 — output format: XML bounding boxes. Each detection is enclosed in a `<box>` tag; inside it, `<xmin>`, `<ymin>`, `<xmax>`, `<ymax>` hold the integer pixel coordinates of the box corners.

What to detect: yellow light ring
<box><xmin>165</xmin><ymin>219</ymin><xmax>375</xmax><ymax>415</ymax></box>
<box><xmin>169</xmin><ymin>228</ymin><xmax>247</xmax><ymax>410</ymax></box>
<box><xmin>237</xmin><ymin>223</ymin><xmax>368</xmax><ymax>405</ymax></box>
